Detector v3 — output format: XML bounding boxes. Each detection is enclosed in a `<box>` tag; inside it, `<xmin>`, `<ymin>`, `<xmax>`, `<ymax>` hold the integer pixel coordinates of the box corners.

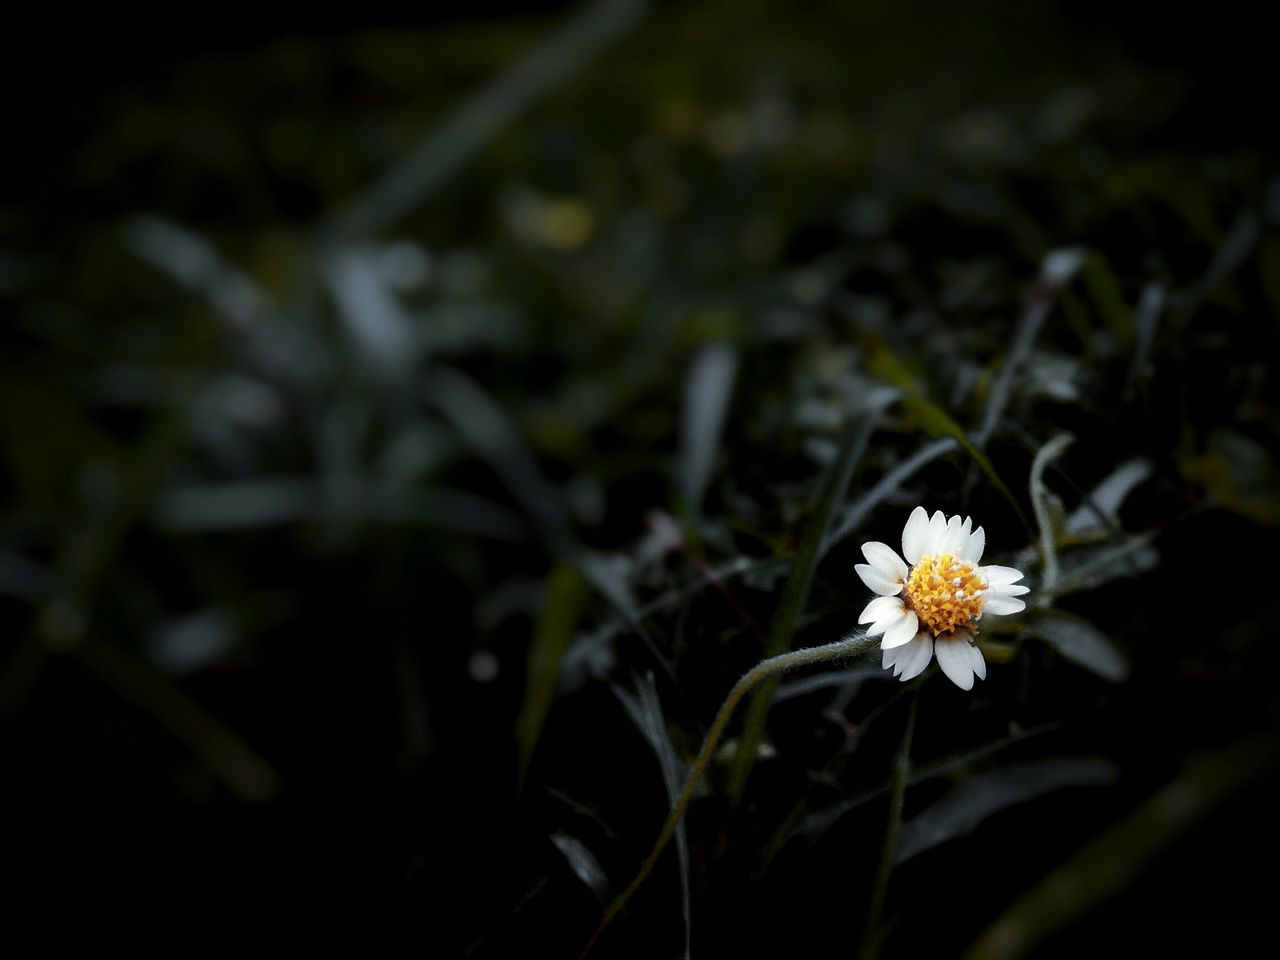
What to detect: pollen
<box><xmin>904</xmin><ymin>553</ymin><xmax>987</xmax><ymax>636</ymax></box>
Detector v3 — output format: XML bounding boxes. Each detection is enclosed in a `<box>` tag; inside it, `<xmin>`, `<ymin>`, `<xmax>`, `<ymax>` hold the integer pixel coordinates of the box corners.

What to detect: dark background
<box><xmin>3</xmin><ymin>2</ymin><xmax>1278</xmax><ymax>954</ymax></box>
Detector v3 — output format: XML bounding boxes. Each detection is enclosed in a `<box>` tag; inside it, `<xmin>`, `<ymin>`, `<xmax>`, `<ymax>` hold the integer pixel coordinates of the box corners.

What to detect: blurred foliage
<box><xmin>2</xmin><ymin>1</ymin><xmax>1279</xmax><ymax>955</ymax></box>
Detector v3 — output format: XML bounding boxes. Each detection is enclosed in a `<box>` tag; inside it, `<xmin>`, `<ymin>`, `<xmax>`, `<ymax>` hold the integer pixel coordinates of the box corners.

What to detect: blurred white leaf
<box><xmin>678</xmin><ymin>343</ymin><xmax>738</xmax><ymax>513</ymax></box>
<box><xmin>150</xmin><ymin>608</ymin><xmax>238</xmax><ymax>674</ymax></box>
<box><xmin>550</xmin><ymin>832</ymin><xmax>610</xmax><ymax>904</ymax></box>
<box><xmin>327</xmin><ymin>247</ymin><xmax>418</xmax><ymax>375</ymax></box>
<box><xmin>124</xmin><ymin>216</ymin><xmax>267</xmax><ymax>329</ymax></box>
<box><xmin>1040</xmin><ymin>247</ymin><xmax>1087</xmax><ymax>288</ymax></box>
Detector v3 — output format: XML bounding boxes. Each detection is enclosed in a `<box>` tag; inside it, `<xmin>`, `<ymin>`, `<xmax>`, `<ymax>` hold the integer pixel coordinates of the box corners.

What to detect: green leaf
<box><xmin>516</xmin><ymin>563</ymin><xmax>589</xmax><ymax>791</ymax></box>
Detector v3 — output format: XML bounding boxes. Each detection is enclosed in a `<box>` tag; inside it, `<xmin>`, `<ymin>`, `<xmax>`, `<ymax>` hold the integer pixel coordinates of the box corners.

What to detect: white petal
<box><xmin>939</xmin><ymin>515</ymin><xmax>968</xmax><ymax>556</ymax></box>
<box><xmin>856</xmin><ymin>563</ymin><xmax>903</xmax><ymax>596</ymax></box>
<box><xmin>880</xmin><ymin>610</ymin><xmax>920</xmax><ymax>648</ymax></box>
<box><xmin>859</xmin><ymin>595</ymin><xmax>905</xmax><ymax>625</ymax></box>
<box><xmin>924</xmin><ymin>510</ymin><xmax>948</xmax><ymax>556</ymax></box>
<box><xmin>981</xmin><ymin>564</ymin><xmax>1024</xmax><ymax>586</ymax></box>
<box><xmin>861</xmin><ymin>541</ymin><xmax>908</xmax><ymax>582</ymax></box>
<box><xmin>882</xmin><ymin>640</ymin><xmax>906</xmax><ymax>671</ymax></box>
<box><xmin>984</xmin><ymin>594</ymin><xmax>1026</xmax><ymax>615</ymax></box>
<box><xmin>869</xmin><ymin>616</ymin><xmax>905</xmax><ymax>637</ymax></box>
<box><xmin>969</xmin><ymin>641</ymin><xmax>987</xmax><ymax>681</ymax></box>
<box><xmin>901</xmin><ymin>506</ymin><xmax>930</xmax><ymax>564</ymax></box>
<box><xmin>962</xmin><ymin>525</ymin><xmax>986</xmax><ymax>564</ymax></box>
<box><xmin>861</xmin><ymin>599</ymin><xmax>908</xmax><ymax>637</ymax></box>
<box><xmin>896</xmin><ymin>633</ymin><xmax>934</xmax><ymax>681</ymax></box>
<box><xmin>987</xmin><ymin>583</ymin><xmax>1030</xmax><ymax>597</ymax></box>
<box><xmin>935</xmin><ymin>634</ymin><xmax>976</xmax><ymax>690</ymax></box>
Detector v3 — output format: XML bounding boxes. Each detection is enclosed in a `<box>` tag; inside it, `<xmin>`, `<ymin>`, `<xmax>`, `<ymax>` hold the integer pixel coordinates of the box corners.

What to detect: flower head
<box><xmin>855</xmin><ymin>507</ymin><xmax>1028</xmax><ymax>690</ymax></box>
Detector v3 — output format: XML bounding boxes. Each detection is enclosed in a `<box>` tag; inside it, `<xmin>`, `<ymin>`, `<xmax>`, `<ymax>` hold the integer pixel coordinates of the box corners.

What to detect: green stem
<box><xmin>580</xmin><ymin>632</ymin><xmax>880</xmax><ymax>958</ymax></box>
<box><xmin>728</xmin><ymin>416</ymin><xmax>872</xmax><ymax>805</ymax></box>
<box><xmin>858</xmin><ymin>694</ymin><xmax>917</xmax><ymax>960</ymax></box>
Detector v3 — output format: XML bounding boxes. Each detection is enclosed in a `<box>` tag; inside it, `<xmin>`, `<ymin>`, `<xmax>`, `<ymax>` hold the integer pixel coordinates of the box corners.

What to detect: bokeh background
<box><xmin>4</xmin><ymin>2</ymin><xmax>1279</xmax><ymax>954</ymax></box>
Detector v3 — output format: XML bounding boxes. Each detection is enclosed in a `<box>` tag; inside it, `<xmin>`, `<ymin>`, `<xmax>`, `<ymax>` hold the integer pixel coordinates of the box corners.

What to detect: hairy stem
<box><xmin>580</xmin><ymin>632</ymin><xmax>880</xmax><ymax>958</ymax></box>
<box><xmin>728</xmin><ymin>416</ymin><xmax>872</xmax><ymax>805</ymax></box>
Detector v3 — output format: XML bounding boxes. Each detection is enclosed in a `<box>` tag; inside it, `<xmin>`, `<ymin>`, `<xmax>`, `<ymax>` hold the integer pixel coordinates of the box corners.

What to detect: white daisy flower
<box><xmin>855</xmin><ymin>507</ymin><xmax>1029</xmax><ymax>691</ymax></box>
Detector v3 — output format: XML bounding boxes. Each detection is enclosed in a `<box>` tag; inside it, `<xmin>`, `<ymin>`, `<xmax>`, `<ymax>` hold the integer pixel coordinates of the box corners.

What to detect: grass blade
<box><xmin>327</xmin><ymin>0</ymin><xmax>648</xmax><ymax>241</ymax></box>
<box><xmin>1023</xmin><ymin>612</ymin><xmax>1128</xmax><ymax>683</ymax></box>
<box><xmin>552</xmin><ymin>831</ymin><xmax>611</xmax><ymax>905</ymax></box>
<box><xmin>615</xmin><ymin>673</ymin><xmax>692</xmax><ymax>960</ymax></box>
<box><xmin>516</xmin><ymin>563</ymin><xmax>589</xmax><ymax>791</ymax></box>
<box><xmin>895</xmin><ymin>756</ymin><xmax>1116</xmax><ymax>864</ymax></box>
<box><xmin>428</xmin><ymin>366</ymin><xmax>574</xmax><ymax>556</ymax></box>
<box><xmin>678</xmin><ymin>342</ymin><xmax>738</xmax><ymax>518</ymax></box>
<box><xmin>1064</xmin><ymin>458</ymin><xmax>1153</xmax><ymax>536</ymax></box>
<box><xmin>823</xmin><ymin>437</ymin><xmax>959</xmax><ymax>555</ymax></box>
<box><xmin>975</xmin><ymin>247</ymin><xmax>1085</xmax><ymax>448</ymax></box>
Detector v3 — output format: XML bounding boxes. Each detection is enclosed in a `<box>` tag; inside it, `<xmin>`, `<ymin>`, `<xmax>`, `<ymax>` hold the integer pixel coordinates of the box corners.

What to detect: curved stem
<box><xmin>580</xmin><ymin>632</ymin><xmax>880</xmax><ymax>958</ymax></box>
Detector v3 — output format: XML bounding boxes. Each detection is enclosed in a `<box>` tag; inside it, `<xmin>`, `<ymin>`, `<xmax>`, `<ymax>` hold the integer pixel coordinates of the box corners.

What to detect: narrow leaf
<box><xmin>1024</xmin><ymin>612</ymin><xmax>1128</xmax><ymax>682</ymax></box>
<box><xmin>678</xmin><ymin>342</ymin><xmax>739</xmax><ymax>516</ymax></box>
<box><xmin>896</xmin><ymin>756</ymin><xmax>1116</xmax><ymax>863</ymax></box>
<box><xmin>516</xmin><ymin>563</ymin><xmax>589</xmax><ymax>790</ymax></box>
<box><xmin>1050</xmin><ymin>534</ymin><xmax>1159</xmax><ymax>598</ymax></box>
<box><xmin>1064</xmin><ymin>458</ymin><xmax>1153</xmax><ymax>536</ymax></box>
<box><xmin>428</xmin><ymin>366</ymin><xmax>574</xmax><ymax>555</ymax></box>
<box><xmin>1125</xmin><ymin>283</ymin><xmax>1164</xmax><ymax>395</ymax></box>
<box><xmin>614</xmin><ymin>673</ymin><xmax>692</xmax><ymax>960</ymax></box>
<box><xmin>975</xmin><ymin>247</ymin><xmax>1084</xmax><ymax>448</ymax></box>
<box><xmin>795</xmin><ymin>725</ymin><xmax>1059</xmax><ymax>844</ymax></box>
<box><xmin>326</xmin><ymin>0</ymin><xmax>649</xmax><ymax>241</ymax></box>
<box><xmin>551</xmin><ymin>832</ymin><xmax>611</xmax><ymax>904</ymax></box>
<box><xmin>823</xmin><ymin>437</ymin><xmax>959</xmax><ymax>556</ymax></box>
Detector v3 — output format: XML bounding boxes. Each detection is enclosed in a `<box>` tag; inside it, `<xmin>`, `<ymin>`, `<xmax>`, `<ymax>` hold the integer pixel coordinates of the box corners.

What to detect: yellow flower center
<box><xmin>904</xmin><ymin>553</ymin><xmax>987</xmax><ymax>637</ymax></box>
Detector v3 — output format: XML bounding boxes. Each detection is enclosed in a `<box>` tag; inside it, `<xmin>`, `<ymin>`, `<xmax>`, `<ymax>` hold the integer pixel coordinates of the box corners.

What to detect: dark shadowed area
<box><xmin>3</xmin><ymin>2</ymin><xmax>1278</xmax><ymax>954</ymax></box>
